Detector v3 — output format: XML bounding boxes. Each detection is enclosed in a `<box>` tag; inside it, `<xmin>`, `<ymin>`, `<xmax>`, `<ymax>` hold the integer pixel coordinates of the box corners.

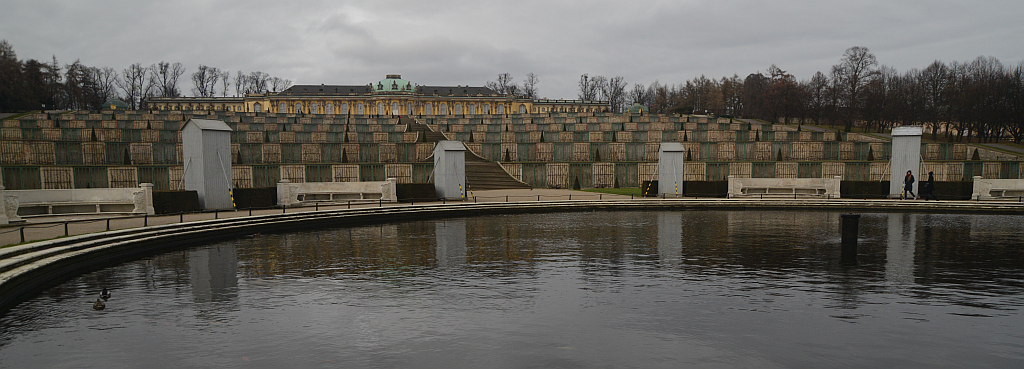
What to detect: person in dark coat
<box><xmin>921</xmin><ymin>171</ymin><xmax>938</xmax><ymax>200</ymax></box>
<box><xmin>903</xmin><ymin>170</ymin><xmax>916</xmax><ymax>200</ymax></box>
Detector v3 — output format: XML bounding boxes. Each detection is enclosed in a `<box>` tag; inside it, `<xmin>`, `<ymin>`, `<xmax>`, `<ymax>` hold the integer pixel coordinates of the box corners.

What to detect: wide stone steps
<box><xmin>405</xmin><ymin>116</ymin><xmax>530</xmax><ymax>190</ymax></box>
<box><xmin>466</xmin><ymin>161</ymin><xmax>531</xmax><ymax>191</ymax></box>
<box><xmin>403</xmin><ymin>116</ymin><xmax>448</xmax><ymax>143</ymax></box>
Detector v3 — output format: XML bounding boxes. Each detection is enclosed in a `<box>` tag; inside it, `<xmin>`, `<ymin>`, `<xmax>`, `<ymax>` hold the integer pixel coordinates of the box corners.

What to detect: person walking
<box><xmin>921</xmin><ymin>171</ymin><xmax>938</xmax><ymax>200</ymax></box>
<box><xmin>903</xmin><ymin>170</ymin><xmax>916</xmax><ymax>200</ymax></box>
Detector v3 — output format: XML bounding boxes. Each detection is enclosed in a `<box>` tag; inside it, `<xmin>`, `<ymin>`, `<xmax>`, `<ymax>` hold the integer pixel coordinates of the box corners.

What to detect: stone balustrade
<box><xmin>1</xmin><ymin>184</ymin><xmax>154</xmax><ymax>223</ymax></box>
<box><xmin>728</xmin><ymin>176</ymin><xmax>842</xmax><ymax>198</ymax></box>
<box><xmin>276</xmin><ymin>179</ymin><xmax>398</xmax><ymax>207</ymax></box>
<box><xmin>972</xmin><ymin>176</ymin><xmax>1024</xmax><ymax>200</ymax></box>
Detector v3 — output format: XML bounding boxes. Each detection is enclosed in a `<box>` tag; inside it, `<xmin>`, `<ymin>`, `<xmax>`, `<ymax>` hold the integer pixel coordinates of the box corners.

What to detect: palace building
<box><xmin>147</xmin><ymin>75</ymin><xmax>609</xmax><ymax>115</ymax></box>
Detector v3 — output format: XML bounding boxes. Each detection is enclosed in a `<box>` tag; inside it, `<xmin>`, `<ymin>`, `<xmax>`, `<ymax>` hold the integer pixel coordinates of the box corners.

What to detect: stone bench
<box><xmin>1</xmin><ymin>184</ymin><xmax>155</xmax><ymax>224</ymax></box>
<box><xmin>972</xmin><ymin>177</ymin><xmax>1024</xmax><ymax>200</ymax></box>
<box><xmin>277</xmin><ymin>179</ymin><xmax>398</xmax><ymax>207</ymax></box>
<box><xmin>728</xmin><ymin>176</ymin><xmax>842</xmax><ymax>199</ymax></box>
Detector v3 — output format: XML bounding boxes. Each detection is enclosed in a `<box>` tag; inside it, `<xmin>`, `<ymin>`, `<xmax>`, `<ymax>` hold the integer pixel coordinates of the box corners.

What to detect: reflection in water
<box><xmin>886</xmin><ymin>213</ymin><xmax>916</xmax><ymax>284</ymax></box>
<box><xmin>435</xmin><ymin>219</ymin><xmax>467</xmax><ymax>268</ymax></box>
<box><xmin>189</xmin><ymin>245</ymin><xmax>238</xmax><ymax>303</ymax></box>
<box><xmin>657</xmin><ymin>212</ymin><xmax>682</xmax><ymax>265</ymax></box>
<box><xmin>1</xmin><ymin>211</ymin><xmax>1023</xmax><ymax>369</ymax></box>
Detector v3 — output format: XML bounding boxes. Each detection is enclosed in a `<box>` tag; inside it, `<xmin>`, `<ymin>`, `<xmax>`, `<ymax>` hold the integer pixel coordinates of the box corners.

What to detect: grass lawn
<box><xmin>582</xmin><ymin>188</ymin><xmax>642</xmax><ymax>196</ymax></box>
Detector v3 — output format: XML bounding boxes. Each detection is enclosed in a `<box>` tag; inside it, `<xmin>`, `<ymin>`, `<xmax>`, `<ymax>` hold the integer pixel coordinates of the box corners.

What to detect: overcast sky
<box><xmin>2</xmin><ymin>0</ymin><xmax>1022</xmax><ymax>99</ymax></box>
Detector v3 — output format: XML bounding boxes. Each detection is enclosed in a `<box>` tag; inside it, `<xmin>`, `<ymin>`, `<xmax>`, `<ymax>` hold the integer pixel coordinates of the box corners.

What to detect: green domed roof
<box><xmin>374</xmin><ymin>74</ymin><xmax>415</xmax><ymax>92</ymax></box>
<box><xmin>103</xmin><ymin>99</ymin><xmax>129</xmax><ymax>110</ymax></box>
<box><xmin>627</xmin><ymin>103</ymin><xmax>648</xmax><ymax>114</ymax></box>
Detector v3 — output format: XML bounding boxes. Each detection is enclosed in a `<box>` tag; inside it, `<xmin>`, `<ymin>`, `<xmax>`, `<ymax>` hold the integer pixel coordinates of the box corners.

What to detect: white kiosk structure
<box><xmin>658</xmin><ymin>142</ymin><xmax>686</xmax><ymax>197</ymax></box>
<box><xmin>182</xmin><ymin>119</ymin><xmax>234</xmax><ymax>210</ymax></box>
<box><xmin>433</xmin><ymin>141</ymin><xmax>467</xmax><ymax>200</ymax></box>
<box><xmin>889</xmin><ymin>126</ymin><xmax>923</xmax><ymax>198</ymax></box>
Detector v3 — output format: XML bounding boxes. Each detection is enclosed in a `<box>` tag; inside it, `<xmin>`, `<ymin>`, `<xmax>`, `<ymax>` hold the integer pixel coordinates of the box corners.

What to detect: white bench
<box><xmin>972</xmin><ymin>177</ymin><xmax>1024</xmax><ymax>200</ymax></box>
<box><xmin>728</xmin><ymin>176</ymin><xmax>842</xmax><ymax>199</ymax></box>
<box><xmin>277</xmin><ymin>179</ymin><xmax>398</xmax><ymax>207</ymax></box>
<box><xmin>1</xmin><ymin>184</ymin><xmax>155</xmax><ymax>223</ymax></box>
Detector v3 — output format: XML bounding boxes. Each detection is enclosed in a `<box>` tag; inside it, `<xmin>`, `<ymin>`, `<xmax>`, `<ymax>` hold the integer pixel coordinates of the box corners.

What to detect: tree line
<box><xmin>5</xmin><ymin>40</ymin><xmax>1021</xmax><ymax>144</ymax></box>
<box><xmin>0</xmin><ymin>40</ymin><xmax>291</xmax><ymax>111</ymax></box>
<box><xmin>608</xmin><ymin>46</ymin><xmax>1024</xmax><ymax>144</ymax></box>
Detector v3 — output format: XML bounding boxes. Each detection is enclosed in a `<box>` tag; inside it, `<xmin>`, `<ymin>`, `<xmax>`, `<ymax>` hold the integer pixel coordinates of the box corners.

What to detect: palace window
<box><xmin>439</xmin><ymin>103</ymin><xmax>447</xmax><ymax>115</ymax></box>
<box><xmin>392</xmin><ymin>102</ymin><xmax>400</xmax><ymax>114</ymax></box>
<box><xmin>341</xmin><ymin>103</ymin><xmax>348</xmax><ymax>114</ymax></box>
<box><xmin>407</xmin><ymin>102</ymin><xmax>414</xmax><ymax>115</ymax></box>
<box><xmin>310</xmin><ymin>102</ymin><xmax>318</xmax><ymax>114</ymax></box>
<box><xmin>254</xmin><ymin>103</ymin><xmax>262</xmax><ymax>113</ymax></box>
<box><xmin>454</xmin><ymin>103</ymin><xmax>462</xmax><ymax>114</ymax></box>
<box><xmin>295</xmin><ymin>103</ymin><xmax>303</xmax><ymax>113</ymax></box>
<box><xmin>279</xmin><ymin>103</ymin><xmax>287</xmax><ymax>113</ymax></box>
<box><xmin>519</xmin><ymin>105</ymin><xmax>527</xmax><ymax>114</ymax></box>
<box><xmin>356</xmin><ymin>103</ymin><xmax>364</xmax><ymax>114</ymax></box>
<box><xmin>325</xmin><ymin>103</ymin><xmax>333</xmax><ymax>114</ymax></box>
<box><xmin>376</xmin><ymin>102</ymin><xmax>384</xmax><ymax>114</ymax></box>
<box><xmin>497</xmin><ymin>105</ymin><xmax>505</xmax><ymax>114</ymax></box>
<box><xmin>484</xmin><ymin>104</ymin><xmax>491</xmax><ymax>114</ymax></box>
<box><xmin>468</xmin><ymin>104</ymin><xmax>476</xmax><ymax>115</ymax></box>
<box><xmin>424</xmin><ymin>103</ymin><xmax>433</xmax><ymax>115</ymax></box>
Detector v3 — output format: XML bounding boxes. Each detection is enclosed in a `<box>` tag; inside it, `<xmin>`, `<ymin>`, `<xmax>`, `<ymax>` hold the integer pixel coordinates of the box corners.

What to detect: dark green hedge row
<box><xmin>233</xmin><ymin>187</ymin><xmax>277</xmax><ymax>209</ymax></box>
<box><xmin>152</xmin><ymin>191</ymin><xmax>200</xmax><ymax>214</ymax></box>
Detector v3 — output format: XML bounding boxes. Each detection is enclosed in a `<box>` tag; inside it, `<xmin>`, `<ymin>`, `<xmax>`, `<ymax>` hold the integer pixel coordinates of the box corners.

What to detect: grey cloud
<box><xmin>0</xmin><ymin>0</ymin><xmax>1021</xmax><ymax>99</ymax></box>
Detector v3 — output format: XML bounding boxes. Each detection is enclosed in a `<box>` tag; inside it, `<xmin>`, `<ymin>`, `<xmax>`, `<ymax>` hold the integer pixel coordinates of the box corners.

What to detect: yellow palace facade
<box><xmin>147</xmin><ymin>75</ymin><xmax>608</xmax><ymax>115</ymax></box>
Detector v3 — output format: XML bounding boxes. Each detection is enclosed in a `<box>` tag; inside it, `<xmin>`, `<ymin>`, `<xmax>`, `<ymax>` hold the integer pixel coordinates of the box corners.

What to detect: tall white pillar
<box><xmin>658</xmin><ymin>142</ymin><xmax>686</xmax><ymax>197</ymax></box>
<box><xmin>182</xmin><ymin>119</ymin><xmax>234</xmax><ymax>210</ymax></box>
<box><xmin>890</xmin><ymin>126</ymin><xmax>923</xmax><ymax>197</ymax></box>
<box><xmin>433</xmin><ymin>141</ymin><xmax>466</xmax><ymax>200</ymax></box>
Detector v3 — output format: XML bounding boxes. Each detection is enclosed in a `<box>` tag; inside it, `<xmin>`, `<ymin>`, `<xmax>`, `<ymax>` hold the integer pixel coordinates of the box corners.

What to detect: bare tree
<box><xmin>578</xmin><ymin>74</ymin><xmax>598</xmax><ymax>101</ymax></box>
<box><xmin>149</xmin><ymin>62</ymin><xmax>185</xmax><ymax>97</ymax></box>
<box><xmin>591</xmin><ymin>75</ymin><xmax>609</xmax><ymax>101</ymax></box>
<box><xmin>234</xmin><ymin>71</ymin><xmax>248</xmax><ymax>97</ymax></box>
<box><xmin>117</xmin><ymin>63</ymin><xmax>148</xmax><ymax>110</ymax></box>
<box><xmin>605</xmin><ymin>76</ymin><xmax>627</xmax><ymax>112</ymax></box>
<box><xmin>740</xmin><ymin>73</ymin><xmax>768</xmax><ymax>120</ymax></box>
<box><xmin>719</xmin><ymin>74</ymin><xmax>744</xmax><ymax>116</ymax></box>
<box><xmin>248</xmin><ymin>71</ymin><xmax>270</xmax><ymax>93</ymax></box>
<box><xmin>918</xmin><ymin>60</ymin><xmax>951</xmax><ymax>140</ymax></box>
<box><xmin>90</xmin><ymin>66</ymin><xmax>118</xmax><ymax>105</ymax></box>
<box><xmin>270</xmin><ymin>76</ymin><xmax>291</xmax><ymax>93</ymax></box>
<box><xmin>486</xmin><ymin>73</ymin><xmax>520</xmax><ymax>95</ymax></box>
<box><xmin>191</xmin><ymin>65</ymin><xmax>221</xmax><ymax>97</ymax></box>
<box><xmin>505</xmin><ymin>83</ymin><xmax>521</xmax><ymax>96</ymax></box>
<box><xmin>648</xmin><ymin>81</ymin><xmax>669</xmax><ymax>113</ymax></box>
<box><xmin>628</xmin><ymin>83</ymin><xmax>649</xmax><ymax>107</ymax></box>
<box><xmin>219</xmin><ymin>70</ymin><xmax>231</xmax><ymax>96</ymax></box>
<box><xmin>1007</xmin><ymin>61</ymin><xmax>1024</xmax><ymax>143</ymax></box>
<box><xmin>804</xmin><ymin>71</ymin><xmax>830</xmax><ymax>124</ymax></box>
<box><xmin>522</xmin><ymin>73</ymin><xmax>539</xmax><ymax>98</ymax></box>
<box><xmin>831</xmin><ymin>46</ymin><xmax>879</xmax><ymax>131</ymax></box>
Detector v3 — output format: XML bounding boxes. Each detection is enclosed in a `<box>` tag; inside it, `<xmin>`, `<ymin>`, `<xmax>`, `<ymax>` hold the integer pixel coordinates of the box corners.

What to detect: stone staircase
<box><xmin>402</xmin><ymin>116</ymin><xmax>531</xmax><ymax>190</ymax></box>
<box><xmin>464</xmin><ymin>152</ymin><xmax>532</xmax><ymax>190</ymax></box>
<box><xmin>403</xmin><ymin>116</ymin><xmax>447</xmax><ymax>143</ymax></box>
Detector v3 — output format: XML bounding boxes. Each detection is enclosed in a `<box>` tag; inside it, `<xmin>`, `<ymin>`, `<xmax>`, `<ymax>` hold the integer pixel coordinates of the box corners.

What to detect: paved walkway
<box><xmin>0</xmin><ymin>189</ymin><xmax>612</xmax><ymax>246</ymax></box>
<box><xmin>4</xmin><ymin>188</ymin><xmax>1023</xmax><ymax>247</ymax></box>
